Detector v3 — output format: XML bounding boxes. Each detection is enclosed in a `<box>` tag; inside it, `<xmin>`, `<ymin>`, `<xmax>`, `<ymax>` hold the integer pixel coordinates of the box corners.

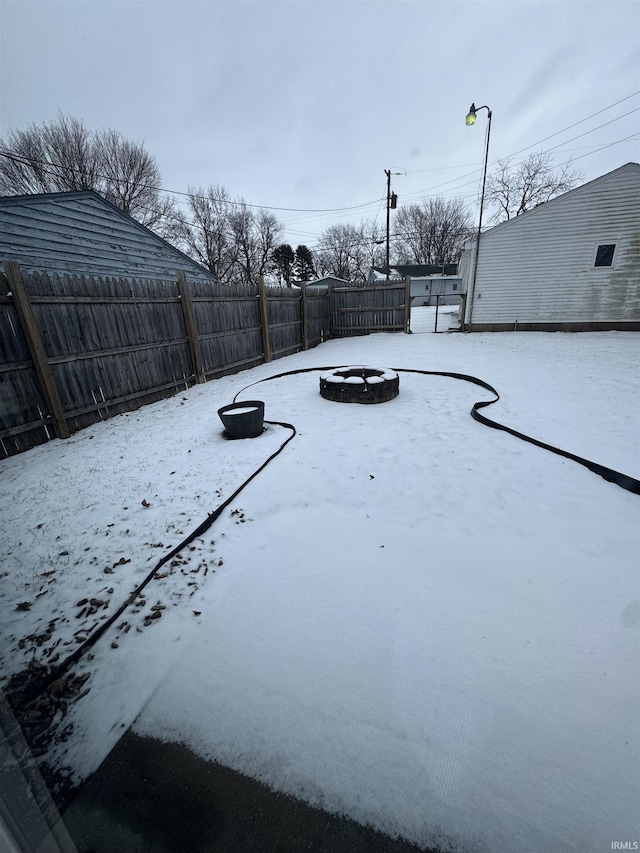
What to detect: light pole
<box><xmin>465</xmin><ymin>102</ymin><xmax>492</xmax><ymax>331</ymax></box>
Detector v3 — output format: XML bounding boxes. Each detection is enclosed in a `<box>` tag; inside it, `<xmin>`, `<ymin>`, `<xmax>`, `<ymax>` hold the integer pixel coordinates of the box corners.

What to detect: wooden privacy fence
<box><xmin>0</xmin><ymin>266</ymin><xmax>410</xmax><ymax>459</ymax></box>
<box><xmin>330</xmin><ymin>280</ymin><xmax>411</xmax><ymax>336</ymax></box>
<box><xmin>0</xmin><ymin>264</ymin><xmax>332</xmax><ymax>459</ymax></box>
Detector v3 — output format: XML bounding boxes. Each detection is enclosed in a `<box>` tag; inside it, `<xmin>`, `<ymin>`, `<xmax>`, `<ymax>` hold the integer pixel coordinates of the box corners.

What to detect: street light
<box><xmin>465</xmin><ymin>103</ymin><xmax>479</xmax><ymax>125</ymax></box>
<box><xmin>465</xmin><ymin>102</ymin><xmax>492</xmax><ymax>330</ymax></box>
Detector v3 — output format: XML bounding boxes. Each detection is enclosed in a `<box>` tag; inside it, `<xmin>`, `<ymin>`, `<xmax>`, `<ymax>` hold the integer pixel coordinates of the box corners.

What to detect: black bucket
<box><xmin>218</xmin><ymin>400</ymin><xmax>265</xmax><ymax>439</ymax></box>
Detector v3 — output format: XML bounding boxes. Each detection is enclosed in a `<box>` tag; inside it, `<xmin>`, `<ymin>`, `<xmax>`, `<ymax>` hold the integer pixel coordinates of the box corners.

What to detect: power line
<box><xmin>398</xmin><ymin>96</ymin><xmax>640</xmax><ymax>203</ymax></box>
<box><xmin>506</xmin><ymin>91</ymin><xmax>640</xmax><ymax>159</ymax></box>
<box><xmin>300</xmin><ymin>132</ymin><xmax>639</xmax><ymax>251</ymax></box>
<box><xmin>0</xmin><ymin>148</ymin><xmax>382</xmax><ymax>216</ymax></box>
<box><xmin>1</xmin><ymin>91</ymin><xmax>637</xmax><ymax>251</ymax></box>
<box><xmin>5</xmin><ymin>93</ymin><xmax>636</xmax><ymax>221</ymax></box>
<box><xmin>556</xmin><ymin>132</ymin><xmax>640</xmax><ymax>165</ymax></box>
<box><xmin>528</xmin><ymin>108</ymin><xmax>640</xmax><ymax>157</ymax></box>
<box><xmin>397</xmin><ymin>93</ymin><xmax>638</xmax><ymax>178</ymax></box>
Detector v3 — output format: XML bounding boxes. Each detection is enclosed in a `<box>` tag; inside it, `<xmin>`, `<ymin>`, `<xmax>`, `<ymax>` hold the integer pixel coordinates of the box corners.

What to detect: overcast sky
<box><xmin>1</xmin><ymin>0</ymin><xmax>638</xmax><ymax>248</ymax></box>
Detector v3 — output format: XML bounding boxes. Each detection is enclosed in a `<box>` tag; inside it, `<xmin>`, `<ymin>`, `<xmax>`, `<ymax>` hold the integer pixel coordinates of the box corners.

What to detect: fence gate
<box><xmin>330</xmin><ymin>281</ymin><xmax>410</xmax><ymax>336</ymax></box>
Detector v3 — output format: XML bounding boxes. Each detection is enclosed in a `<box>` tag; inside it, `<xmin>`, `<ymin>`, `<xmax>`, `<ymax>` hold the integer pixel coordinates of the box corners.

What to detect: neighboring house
<box><xmin>368</xmin><ymin>263</ymin><xmax>459</xmax><ymax>282</ymax></box>
<box><xmin>0</xmin><ymin>190</ymin><xmax>216</xmax><ymax>283</ymax></box>
<box><xmin>304</xmin><ymin>276</ymin><xmax>351</xmax><ymax>288</ymax></box>
<box><xmin>460</xmin><ymin>162</ymin><xmax>640</xmax><ymax>331</ymax></box>
<box><xmin>407</xmin><ymin>276</ymin><xmax>464</xmax><ymax>307</ymax></box>
<box><xmin>368</xmin><ymin>264</ymin><xmax>463</xmax><ymax>307</ymax></box>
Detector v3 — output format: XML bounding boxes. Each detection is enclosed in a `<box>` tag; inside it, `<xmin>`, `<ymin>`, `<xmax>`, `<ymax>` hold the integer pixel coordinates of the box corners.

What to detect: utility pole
<box><xmin>385</xmin><ymin>169</ymin><xmax>398</xmax><ymax>282</ymax></box>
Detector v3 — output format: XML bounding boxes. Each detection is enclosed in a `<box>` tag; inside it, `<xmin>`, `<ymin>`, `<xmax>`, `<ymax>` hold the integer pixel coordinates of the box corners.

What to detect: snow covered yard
<box><xmin>410</xmin><ymin>303</ymin><xmax>461</xmax><ymax>333</ymax></box>
<box><xmin>1</xmin><ymin>329</ymin><xmax>638</xmax><ymax>852</ymax></box>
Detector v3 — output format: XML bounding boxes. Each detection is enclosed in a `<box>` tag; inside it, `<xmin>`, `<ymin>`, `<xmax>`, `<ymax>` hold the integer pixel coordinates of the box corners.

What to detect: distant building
<box><xmin>0</xmin><ymin>190</ymin><xmax>216</xmax><ymax>283</ymax></box>
<box><xmin>368</xmin><ymin>263</ymin><xmax>459</xmax><ymax>282</ymax></box>
<box><xmin>406</xmin><ymin>276</ymin><xmax>464</xmax><ymax>307</ymax></box>
<box><xmin>459</xmin><ymin>162</ymin><xmax>640</xmax><ymax>331</ymax></box>
<box><xmin>304</xmin><ymin>275</ymin><xmax>351</xmax><ymax>288</ymax></box>
<box><xmin>368</xmin><ymin>264</ymin><xmax>463</xmax><ymax>307</ymax></box>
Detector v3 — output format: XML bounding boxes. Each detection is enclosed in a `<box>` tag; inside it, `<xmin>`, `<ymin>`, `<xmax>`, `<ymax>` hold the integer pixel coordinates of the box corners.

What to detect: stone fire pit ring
<box><xmin>319</xmin><ymin>366</ymin><xmax>399</xmax><ymax>404</ymax></box>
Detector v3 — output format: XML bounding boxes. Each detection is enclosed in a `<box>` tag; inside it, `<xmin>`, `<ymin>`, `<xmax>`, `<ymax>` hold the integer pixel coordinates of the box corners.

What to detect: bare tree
<box><xmin>358</xmin><ymin>218</ymin><xmax>386</xmax><ymax>275</ymax></box>
<box><xmin>230</xmin><ymin>204</ymin><xmax>283</xmax><ymax>286</ymax></box>
<box><xmin>96</xmin><ymin>128</ymin><xmax>171</xmax><ymax>224</ymax></box>
<box><xmin>0</xmin><ymin>115</ymin><xmax>99</xmax><ymax>194</ymax></box>
<box><xmin>487</xmin><ymin>151</ymin><xmax>583</xmax><ymax>222</ymax></box>
<box><xmin>393</xmin><ymin>197</ymin><xmax>472</xmax><ymax>265</ymax></box>
<box><xmin>0</xmin><ymin>114</ymin><xmax>176</xmax><ymax>234</ymax></box>
<box><xmin>173</xmin><ymin>185</ymin><xmax>238</xmax><ymax>281</ymax></box>
<box><xmin>175</xmin><ymin>187</ymin><xmax>284</xmax><ymax>286</ymax></box>
<box><xmin>316</xmin><ymin>221</ymin><xmax>385</xmax><ymax>282</ymax></box>
<box><xmin>316</xmin><ymin>224</ymin><xmax>362</xmax><ymax>282</ymax></box>
<box><xmin>135</xmin><ymin>195</ymin><xmax>179</xmax><ymax>238</ymax></box>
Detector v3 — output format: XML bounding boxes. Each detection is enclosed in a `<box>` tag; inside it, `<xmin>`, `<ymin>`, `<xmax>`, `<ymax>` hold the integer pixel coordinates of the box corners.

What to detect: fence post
<box><xmin>327</xmin><ymin>283</ymin><xmax>334</xmax><ymax>339</ymax></box>
<box><xmin>177</xmin><ymin>271</ymin><xmax>205</xmax><ymax>384</ymax></box>
<box><xmin>258</xmin><ymin>275</ymin><xmax>271</xmax><ymax>362</ymax></box>
<box><xmin>404</xmin><ymin>276</ymin><xmax>412</xmax><ymax>333</ymax></box>
<box><xmin>3</xmin><ymin>261</ymin><xmax>70</xmax><ymax>440</ymax></box>
<box><xmin>459</xmin><ymin>293</ymin><xmax>467</xmax><ymax>331</ymax></box>
<box><xmin>300</xmin><ymin>282</ymin><xmax>309</xmax><ymax>351</ymax></box>
<box><xmin>434</xmin><ymin>294</ymin><xmax>440</xmax><ymax>333</ymax></box>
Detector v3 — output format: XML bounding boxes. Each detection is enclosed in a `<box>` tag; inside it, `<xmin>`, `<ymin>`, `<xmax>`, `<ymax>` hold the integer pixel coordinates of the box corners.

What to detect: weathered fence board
<box><xmin>0</xmin><ymin>273</ymin><xmax>53</xmax><ymax>455</ymax></box>
<box><xmin>193</xmin><ymin>281</ymin><xmax>263</xmax><ymax>377</ymax></box>
<box><xmin>303</xmin><ymin>286</ymin><xmax>330</xmax><ymax>348</ymax></box>
<box><xmin>266</xmin><ymin>285</ymin><xmax>302</xmax><ymax>358</ymax></box>
<box><xmin>4</xmin><ymin>263</ymin><xmax>70</xmax><ymax>441</ymax></box>
<box><xmin>177</xmin><ymin>270</ymin><xmax>205</xmax><ymax>384</ymax></box>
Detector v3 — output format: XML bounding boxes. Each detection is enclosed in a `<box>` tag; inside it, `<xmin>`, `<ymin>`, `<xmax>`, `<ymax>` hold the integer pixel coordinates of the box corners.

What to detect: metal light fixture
<box><xmin>465</xmin><ymin>102</ymin><xmax>492</xmax><ymax>330</ymax></box>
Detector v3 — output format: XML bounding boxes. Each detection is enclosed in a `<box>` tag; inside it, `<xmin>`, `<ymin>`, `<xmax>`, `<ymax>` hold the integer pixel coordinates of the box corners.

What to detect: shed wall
<box><xmin>0</xmin><ymin>193</ymin><xmax>215</xmax><ymax>283</ymax></box>
<box><xmin>466</xmin><ymin>164</ymin><xmax>640</xmax><ymax>327</ymax></box>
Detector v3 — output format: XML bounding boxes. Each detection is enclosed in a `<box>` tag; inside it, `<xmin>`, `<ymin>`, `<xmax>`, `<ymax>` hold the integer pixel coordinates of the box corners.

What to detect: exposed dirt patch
<box><xmin>4</xmin><ymin>660</ymin><xmax>92</xmax><ymax>808</ymax></box>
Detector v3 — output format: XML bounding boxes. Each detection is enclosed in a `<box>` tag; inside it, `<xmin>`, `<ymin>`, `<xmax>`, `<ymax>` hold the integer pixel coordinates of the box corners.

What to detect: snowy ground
<box><xmin>1</xmin><ymin>322</ymin><xmax>639</xmax><ymax>853</ymax></box>
<box><xmin>410</xmin><ymin>303</ymin><xmax>460</xmax><ymax>333</ymax></box>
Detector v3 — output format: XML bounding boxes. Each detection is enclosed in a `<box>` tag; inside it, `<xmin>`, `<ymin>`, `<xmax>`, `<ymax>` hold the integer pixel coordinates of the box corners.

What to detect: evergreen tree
<box><xmin>293</xmin><ymin>245</ymin><xmax>315</xmax><ymax>282</ymax></box>
<box><xmin>271</xmin><ymin>243</ymin><xmax>296</xmax><ymax>286</ymax></box>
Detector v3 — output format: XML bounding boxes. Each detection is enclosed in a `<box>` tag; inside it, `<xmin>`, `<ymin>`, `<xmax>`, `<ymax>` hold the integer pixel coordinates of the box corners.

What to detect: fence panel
<box><xmin>0</xmin><ymin>272</ymin><xmax>328</xmax><ymax>458</ymax></box>
<box><xmin>0</xmin><ymin>271</ymin><xmax>199</xmax><ymax>458</ymax></box>
<box><xmin>267</xmin><ymin>286</ymin><xmax>302</xmax><ymax>358</ymax></box>
<box><xmin>191</xmin><ymin>281</ymin><xmax>264</xmax><ymax>378</ymax></box>
<box><xmin>331</xmin><ymin>282</ymin><xmax>408</xmax><ymax>336</ymax></box>
<box><xmin>26</xmin><ymin>273</ymin><xmax>193</xmax><ymax>435</ymax></box>
<box><xmin>0</xmin><ymin>277</ymin><xmax>52</xmax><ymax>456</ymax></box>
<box><xmin>305</xmin><ymin>287</ymin><xmax>330</xmax><ymax>347</ymax></box>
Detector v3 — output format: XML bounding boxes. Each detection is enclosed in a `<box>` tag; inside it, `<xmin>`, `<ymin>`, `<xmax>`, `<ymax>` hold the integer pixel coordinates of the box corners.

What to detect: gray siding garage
<box><xmin>460</xmin><ymin>162</ymin><xmax>640</xmax><ymax>331</ymax></box>
<box><xmin>0</xmin><ymin>190</ymin><xmax>216</xmax><ymax>283</ymax></box>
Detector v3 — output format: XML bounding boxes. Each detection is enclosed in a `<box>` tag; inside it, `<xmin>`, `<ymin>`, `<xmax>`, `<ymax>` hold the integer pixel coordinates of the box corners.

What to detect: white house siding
<box><xmin>463</xmin><ymin>163</ymin><xmax>640</xmax><ymax>330</ymax></box>
<box><xmin>0</xmin><ymin>191</ymin><xmax>215</xmax><ymax>283</ymax></box>
<box><xmin>410</xmin><ymin>276</ymin><xmax>463</xmax><ymax>306</ymax></box>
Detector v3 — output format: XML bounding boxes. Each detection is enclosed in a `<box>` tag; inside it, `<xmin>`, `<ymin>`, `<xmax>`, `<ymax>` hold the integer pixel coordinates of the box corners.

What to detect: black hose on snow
<box><xmin>13</xmin><ymin>363</ymin><xmax>639</xmax><ymax>708</ymax></box>
<box><xmin>12</xmin><ymin>420</ymin><xmax>296</xmax><ymax>710</ymax></box>
<box><xmin>236</xmin><ymin>365</ymin><xmax>640</xmax><ymax>496</ymax></box>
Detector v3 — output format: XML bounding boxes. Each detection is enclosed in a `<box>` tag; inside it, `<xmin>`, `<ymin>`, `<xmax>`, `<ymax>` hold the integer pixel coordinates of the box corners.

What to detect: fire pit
<box><xmin>319</xmin><ymin>366</ymin><xmax>399</xmax><ymax>404</ymax></box>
